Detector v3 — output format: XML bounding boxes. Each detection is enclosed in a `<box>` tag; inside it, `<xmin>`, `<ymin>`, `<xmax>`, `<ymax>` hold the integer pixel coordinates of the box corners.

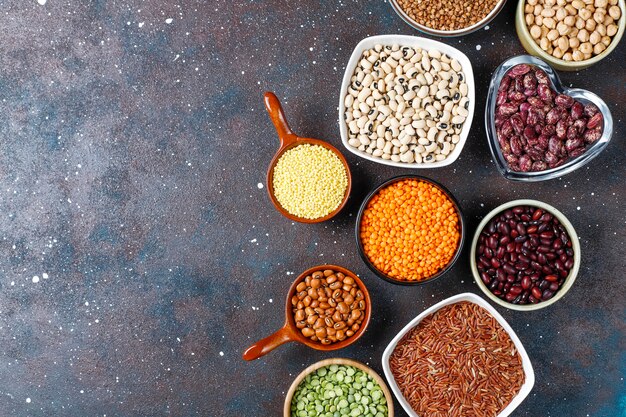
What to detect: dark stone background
<box><xmin>0</xmin><ymin>0</ymin><xmax>623</xmax><ymax>416</ymax></box>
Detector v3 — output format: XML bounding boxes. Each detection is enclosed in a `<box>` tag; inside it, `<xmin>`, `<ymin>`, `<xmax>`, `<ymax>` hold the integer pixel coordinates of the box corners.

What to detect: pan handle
<box><xmin>264</xmin><ymin>92</ymin><xmax>298</xmax><ymax>149</ymax></box>
<box><xmin>242</xmin><ymin>325</ymin><xmax>293</xmax><ymax>361</ymax></box>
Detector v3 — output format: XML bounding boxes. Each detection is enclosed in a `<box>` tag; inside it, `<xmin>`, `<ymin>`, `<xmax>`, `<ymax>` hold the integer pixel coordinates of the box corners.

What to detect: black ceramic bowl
<box><xmin>355</xmin><ymin>175</ymin><xmax>466</xmax><ymax>286</ymax></box>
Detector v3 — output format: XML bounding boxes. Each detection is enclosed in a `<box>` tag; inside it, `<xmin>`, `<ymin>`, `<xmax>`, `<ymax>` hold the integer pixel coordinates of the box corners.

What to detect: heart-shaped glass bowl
<box><xmin>485</xmin><ymin>55</ymin><xmax>614</xmax><ymax>182</ymax></box>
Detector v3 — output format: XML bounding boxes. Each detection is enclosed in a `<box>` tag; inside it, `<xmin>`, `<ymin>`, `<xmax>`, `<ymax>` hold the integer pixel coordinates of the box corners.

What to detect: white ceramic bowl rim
<box><xmin>389</xmin><ymin>0</ymin><xmax>509</xmax><ymax>36</ymax></box>
<box><xmin>470</xmin><ymin>199</ymin><xmax>581</xmax><ymax>311</ymax></box>
<box><xmin>381</xmin><ymin>292</ymin><xmax>535</xmax><ymax>417</ymax></box>
<box><xmin>339</xmin><ymin>35</ymin><xmax>475</xmax><ymax>169</ymax></box>
<box><xmin>485</xmin><ymin>55</ymin><xmax>613</xmax><ymax>181</ymax></box>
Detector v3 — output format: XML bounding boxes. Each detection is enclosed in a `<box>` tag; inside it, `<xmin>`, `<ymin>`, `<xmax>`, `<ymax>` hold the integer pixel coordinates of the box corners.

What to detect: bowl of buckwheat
<box><xmin>389</xmin><ymin>0</ymin><xmax>508</xmax><ymax>36</ymax></box>
<box><xmin>339</xmin><ymin>35</ymin><xmax>475</xmax><ymax>168</ymax></box>
<box><xmin>516</xmin><ymin>0</ymin><xmax>625</xmax><ymax>70</ymax></box>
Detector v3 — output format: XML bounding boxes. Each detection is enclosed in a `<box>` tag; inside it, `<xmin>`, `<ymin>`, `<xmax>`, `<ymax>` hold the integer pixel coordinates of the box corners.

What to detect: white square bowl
<box><xmin>381</xmin><ymin>292</ymin><xmax>535</xmax><ymax>417</ymax></box>
<box><xmin>338</xmin><ymin>35</ymin><xmax>475</xmax><ymax>168</ymax></box>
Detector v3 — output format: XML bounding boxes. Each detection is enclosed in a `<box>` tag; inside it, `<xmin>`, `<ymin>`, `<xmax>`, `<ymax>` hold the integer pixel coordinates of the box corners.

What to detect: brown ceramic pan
<box><xmin>264</xmin><ymin>92</ymin><xmax>352</xmax><ymax>223</ymax></box>
<box><xmin>242</xmin><ymin>264</ymin><xmax>371</xmax><ymax>361</ymax></box>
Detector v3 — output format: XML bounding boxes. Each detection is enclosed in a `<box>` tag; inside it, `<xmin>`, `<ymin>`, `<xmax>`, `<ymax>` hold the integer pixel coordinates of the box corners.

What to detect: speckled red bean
<box><xmin>476</xmin><ymin>205</ymin><xmax>574</xmax><ymax>305</ymax></box>
<box><xmin>495</xmin><ymin>64</ymin><xmax>604</xmax><ymax>172</ymax></box>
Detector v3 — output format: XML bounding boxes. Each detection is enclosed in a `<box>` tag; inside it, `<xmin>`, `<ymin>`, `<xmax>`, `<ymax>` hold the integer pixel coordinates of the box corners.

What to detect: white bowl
<box><xmin>381</xmin><ymin>293</ymin><xmax>535</xmax><ymax>417</ymax></box>
<box><xmin>470</xmin><ymin>199</ymin><xmax>581</xmax><ymax>311</ymax></box>
<box><xmin>338</xmin><ymin>35</ymin><xmax>475</xmax><ymax>168</ymax></box>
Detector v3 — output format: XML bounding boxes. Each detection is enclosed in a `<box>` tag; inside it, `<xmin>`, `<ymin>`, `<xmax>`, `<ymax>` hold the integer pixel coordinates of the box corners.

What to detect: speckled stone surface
<box><xmin>0</xmin><ymin>1</ymin><xmax>624</xmax><ymax>416</ymax></box>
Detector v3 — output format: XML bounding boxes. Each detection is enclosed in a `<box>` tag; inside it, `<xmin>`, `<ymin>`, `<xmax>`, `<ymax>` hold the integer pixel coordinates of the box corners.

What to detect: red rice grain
<box><xmin>389</xmin><ymin>302</ymin><xmax>525</xmax><ymax>417</ymax></box>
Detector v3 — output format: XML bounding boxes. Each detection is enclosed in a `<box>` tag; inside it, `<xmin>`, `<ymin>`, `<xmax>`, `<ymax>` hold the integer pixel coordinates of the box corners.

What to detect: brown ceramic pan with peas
<box><xmin>242</xmin><ymin>265</ymin><xmax>371</xmax><ymax>361</ymax></box>
<box><xmin>264</xmin><ymin>92</ymin><xmax>352</xmax><ymax>223</ymax></box>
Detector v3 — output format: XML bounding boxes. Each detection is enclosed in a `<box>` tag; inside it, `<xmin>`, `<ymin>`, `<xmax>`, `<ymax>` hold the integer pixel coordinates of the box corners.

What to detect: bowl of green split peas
<box><xmin>284</xmin><ymin>358</ymin><xmax>394</xmax><ymax>417</ymax></box>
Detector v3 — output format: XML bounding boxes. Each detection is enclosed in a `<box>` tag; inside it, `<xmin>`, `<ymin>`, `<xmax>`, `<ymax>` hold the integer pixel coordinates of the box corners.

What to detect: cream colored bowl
<box><xmin>515</xmin><ymin>0</ymin><xmax>625</xmax><ymax>71</ymax></box>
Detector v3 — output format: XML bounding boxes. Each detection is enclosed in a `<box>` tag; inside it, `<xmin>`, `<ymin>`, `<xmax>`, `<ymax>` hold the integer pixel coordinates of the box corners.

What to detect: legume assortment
<box><xmin>525</xmin><ymin>0</ymin><xmax>622</xmax><ymax>61</ymax></box>
<box><xmin>291</xmin><ymin>364</ymin><xmax>389</xmax><ymax>417</ymax></box>
<box><xmin>495</xmin><ymin>63</ymin><xmax>603</xmax><ymax>172</ymax></box>
<box><xmin>344</xmin><ymin>44</ymin><xmax>470</xmax><ymax>164</ymax></box>
<box><xmin>292</xmin><ymin>269</ymin><xmax>366</xmax><ymax>344</ymax></box>
<box><xmin>359</xmin><ymin>178</ymin><xmax>460</xmax><ymax>281</ymax></box>
<box><xmin>476</xmin><ymin>205</ymin><xmax>575</xmax><ymax>305</ymax></box>
<box><xmin>397</xmin><ymin>0</ymin><xmax>501</xmax><ymax>31</ymax></box>
<box><xmin>272</xmin><ymin>144</ymin><xmax>348</xmax><ymax>219</ymax></box>
<box><xmin>389</xmin><ymin>302</ymin><xmax>525</xmax><ymax>417</ymax></box>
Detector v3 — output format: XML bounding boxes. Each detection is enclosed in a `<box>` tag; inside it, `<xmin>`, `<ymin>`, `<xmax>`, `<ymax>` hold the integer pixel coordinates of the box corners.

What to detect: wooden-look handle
<box><xmin>264</xmin><ymin>92</ymin><xmax>297</xmax><ymax>148</ymax></box>
<box><xmin>242</xmin><ymin>325</ymin><xmax>293</xmax><ymax>361</ymax></box>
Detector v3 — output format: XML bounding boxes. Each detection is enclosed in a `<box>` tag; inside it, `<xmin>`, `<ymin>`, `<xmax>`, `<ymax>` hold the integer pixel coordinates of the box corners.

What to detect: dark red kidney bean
<box><xmin>496</xmin><ymin>247</ymin><xmax>505</xmax><ymax>259</ymax></box>
<box><xmin>521</xmin><ymin>276</ymin><xmax>531</xmax><ymax>289</ymax></box>
<box><xmin>537</xmin><ymin>245</ymin><xmax>551</xmax><ymax>253</ymax></box>
<box><xmin>545</xmin><ymin>252</ymin><xmax>557</xmax><ymax>260</ymax></box>
<box><xmin>553</xmin><ymin>239</ymin><xmax>563</xmax><ymax>250</ymax></box>
<box><xmin>555</xmin><ymin>260</ymin><xmax>565</xmax><ymax>271</ymax></box>
<box><xmin>503</xmin><ymin>264</ymin><xmax>517</xmax><ymax>275</ymax></box>
<box><xmin>498</xmin><ymin>282</ymin><xmax>504</xmax><ymax>291</ymax></box>
<box><xmin>549</xmin><ymin>282</ymin><xmax>559</xmax><ymax>291</ymax></box>
<box><xmin>540</xmin><ymin>231</ymin><xmax>554</xmax><ymax>238</ymax></box>
<box><xmin>507</xmin><ymin>274</ymin><xmax>516</xmax><ymax>283</ymax></box>
<box><xmin>489</xmin><ymin>280</ymin><xmax>499</xmax><ymax>290</ymax></box>
<box><xmin>542</xmin><ymin>265</ymin><xmax>553</xmax><ymax>275</ymax></box>
<box><xmin>530</xmin><ymin>236</ymin><xmax>540</xmax><ymax>247</ymax></box>
<box><xmin>515</xmin><ymin>262</ymin><xmax>529</xmax><ymax>271</ymax></box>
<box><xmin>504</xmin><ymin>282</ymin><xmax>512</xmax><ymax>293</ymax></box>
<box><xmin>531</xmin><ymin>286</ymin><xmax>542</xmax><ymax>299</ymax></box>
<box><xmin>518</xmin><ymin>254</ymin><xmax>530</xmax><ymax>264</ymax></box>
<box><xmin>538</xmin><ymin>223</ymin><xmax>549</xmax><ymax>233</ymax></box>
<box><xmin>484</xmin><ymin>247</ymin><xmax>493</xmax><ymax>259</ymax></box>
<box><xmin>499</xmin><ymin>222</ymin><xmax>510</xmax><ymax>235</ymax></box>
<box><xmin>515</xmin><ymin>242</ymin><xmax>523</xmax><ymax>253</ymax></box>
<box><xmin>491</xmin><ymin>258</ymin><xmax>501</xmax><ymax>269</ymax></box>
<box><xmin>505</xmin><ymin>292</ymin><xmax>517</xmax><ymax>302</ymax></box>
<box><xmin>559</xmin><ymin>269</ymin><xmax>569</xmax><ymax>278</ymax></box>
<box><xmin>515</xmin><ymin>235</ymin><xmax>527</xmax><ymax>243</ymax></box>
<box><xmin>487</xmin><ymin>221</ymin><xmax>497</xmax><ymax>234</ymax></box>
<box><xmin>537</xmin><ymin>253</ymin><xmax>547</xmax><ymax>264</ymax></box>
<box><xmin>540</xmin><ymin>213</ymin><xmax>553</xmax><ymax>222</ymax></box>
<box><xmin>544</xmin><ymin>275</ymin><xmax>558</xmax><ymax>282</ymax></box>
<box><xmin>479</xmin><ymin>257</ymin><xmax>491</xmax><ymax>268</ymax></box>
<box><xmin>500</xmin><ymin>236</ymin><xmax>510</xmax><ymax>245</ymax></box>
<box><xmin>564</xmin><ymin>258</ymin><xmax>574</xmax><ymax>269</ymax></box>
<box><xmin>512</xmin><ymin>207</ymin><xmax>524</xmax><ymax>215</ymax></box>
<box><xmin>509</xmin><ymin>285</ymin><xmax>523</xmax><ymax>296</ymax></box>
<box><xmin>506</xmin><ymin>242</ymin><xmax>516</xmax><ymax>253</ymax></box>
<box><xmin>527</xmin><ymin>225</ymin><xmax>538</xmax><ymax>234</ymax></box>
<box><xmin>539</xmin><ymin>280</ymin><xmax>550</xmax><ymax>290</ymax></box>
<box><xmin>565</xmin><ymin>248</ymin><xmax>574</xmax><ymax>257</ymax></box>
<box><xmin>497</xmin><ymin>269</ymin><xmax>506</xmax><ymax>282</ymax></box>
<box><xmin>542</xmin><ymin>289</ymin><xmax>554</xmax><ymax>300</ymax></box>
<box><xmin>516</xmin><ymin>224</ymin><xmax>527</xmax><ymax>236</ymax></box>
<box><xmin>488</xmin><ymin>236</ymin><xmax>498</xmax><ymax>249</ymax></box>
<box><xmin>540</xmin><ymin>238</ymin><xmax>553</xmax><ymax>245</ymax></box>
<box><xmin>509</xmin><ymin>253</ymin><xmax>518</xmax><ymax>263</ymax></box>
<box><xmin>480</xmin><ymin>272</ymin><xmax>491</xmax><ymax>285</ymax></box>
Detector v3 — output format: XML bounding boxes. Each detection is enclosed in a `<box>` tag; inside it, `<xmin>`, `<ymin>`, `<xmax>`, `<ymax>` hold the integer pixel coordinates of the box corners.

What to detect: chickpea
<box><xmin>565</xmin><ymin>4</ymin><xmax>577</xmax><ymax>15</ymax></box>
<box><xmin>563</xmin><ymin>52</ymin><xmax>574</xmax><ymax>61</ymax></box>
<box><xmin>536</xmin><ymin>15</ymin><xmax>544</xmax><ymax>25</ymax></box>
<box><xmin>585</xmin><ymin>17</ymin><xmax>597</xmax><ymax>30</ymax></box>
<box><xmin>576</xmin><ymin>16</ymin><xmax>586</xmax><ymax>28</ymax></box>
<box><xmin>547</xmin><ymin>28</ymin><xmax>560</xmax><ymax>40</ymax></box>
<box><xmin>579</xmin><ymin>42</ymin><xmax>593</xmax><ymax>54</ymax></box>
<box><xmin>577</xmin><ymin>28</ymin><xmax>590</xmax><ymax>41</ymax></box>
<box><xmin>545</xmin><ymin>0</ymin><xmax>556</xmax><ymax>6</ymax></box>
<box><xmin>557</xmin><ymin>21</ymin><xmax>571</xmax><ymax>35</ymax></box>
<box><xmin>607</xmin><ymin>24</ymin><xmax>618</xmax><ymax>36</ymax></box>
<box><xmin>603</xmin><ymin>14</ymin><xmax>614</xmax><ymax>25</ymax></box>
<box><xmin>557</xmin><ymin>36</ymin><xmax>569</xmax><ymax>50</ymax></box>
<box><xmin>579</xmin><ymin>8</ymin><xmax>592</xmax><ymax>19</ymax></box>
<box><xmin>572</xmin><ymin>50</ymin><xmax>584</xmax><ymax>61</ymax></box>
<box><xmin>583</xmin><ymin>52</ymin><xmax>593</xmax><ymax>59</ymax></box>
<box><xmin>608</xmin><ymin>5</ymin><xmax>621</xmax><ymax>19</ymax></box>
<box><xmin>526</xmin><ymin>13</ymin><xmax>535</xmax><ymax>25</ymax></box>
<box><xmin>569</xmin><ymin>36</ymin><xmax>581</xmax><ymax>48</ymax></box>
<box><xmin>540</xmin><ymin>37</ymin><xmax>550</xmax><ymax>50</ymax></box>
<box><xmin>557</xmin><ymin>0</ymin><xmax>567</xmax><ymax>5</ymax></box>
<box><xmin>534</xmin><ymin>4</ymin><xmax>543</xmax><ymax>14</ymax></box>
<box><xmin>542</xmin><ymin>7</ymin><xmax>556</xmax><ymax>17</ymax></box>
<box><xmin>596</xmin><ymin>22</ymin><xmax>607</xmax><ymax>35</ymax></box>
<box><xmin>525</xmin><ymin>4</ymin><xmax>535</xmax><ymax>13</ymax></box>
<box><xmin>595</xmin><ymin>0</ymin><xmax>608</xmax><ymax>6</ymax></box>
<box><xmin>530</xmin><ymin>25</ymin><xmax>542</xmax><ymax>38</ymax></box>
<box><xmin>553</xmin><ymin>47</ymin><xmax>566</xmax><ymax>58</ymax></box>
<box><xmin>589</xmin><ymin>30</ymin><xmax>602</xmax><ymax>44</ymax></box>
<box><xmin>564</xmin><ymin>15</ymin><xmax>576</xmax><ymax>25</ymax></box>
<box><xmin>556</xmin><ymin>7</ymin><xmax>568</xmax><ymax>20</ymax></box>
<box><xmin>572</xmin><ymin>0</ymin><xmax>585</xmax><ymax>9</ymax></box>
<box><xmin>601</xmin><ymin>35</ymin><xmax>611</xmax><ymax>46</ymax></box>
<box><xmin>528</xmin><ymin>0</ymin><xmax>539</xmax><ymax>4</ymax></box>
<box><xmin>593</xmin><ymin>42</ymin><xmax>607</xmax><ymax>54</ymax></box>
<box><xmin>545</xmin><ymin>16</ymin><xmax>557</xmax><ymax>28</ymax></box>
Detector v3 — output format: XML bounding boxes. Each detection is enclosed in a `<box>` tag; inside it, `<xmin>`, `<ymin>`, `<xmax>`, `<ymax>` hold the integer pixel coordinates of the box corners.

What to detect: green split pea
<box><xmin>291</xmin><ymin>364</ymin><xmax>388</xmax><ymax>417</ymax></box>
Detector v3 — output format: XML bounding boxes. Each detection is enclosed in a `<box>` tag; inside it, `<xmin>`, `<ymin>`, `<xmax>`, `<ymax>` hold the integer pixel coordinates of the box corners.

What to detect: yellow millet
<box><xmin>272</xmin><ymin>144</ymin><xmax>348</xmax><ymax>220</ymax></box>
